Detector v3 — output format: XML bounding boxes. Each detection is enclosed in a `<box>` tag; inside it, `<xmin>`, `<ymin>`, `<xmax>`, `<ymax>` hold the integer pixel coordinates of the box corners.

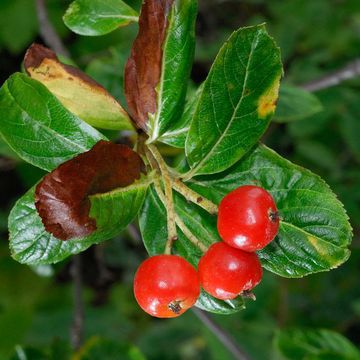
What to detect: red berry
<box><xmin>133</xmin><ymin>255</ymin><xmax>200</xmax><ymax>318</ymax></box>
<box><xmin>198</xmin><ymin>242</ymin><xmax>262</xmax><ymax>300</ymax></box>
<box><xmin>217</xmin><ymin>185</ymin><xmax>279</xmax><ymax>252</ymax></box>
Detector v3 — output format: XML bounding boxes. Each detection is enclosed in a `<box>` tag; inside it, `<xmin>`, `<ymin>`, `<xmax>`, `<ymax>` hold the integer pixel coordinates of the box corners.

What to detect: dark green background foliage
<box><xmin>0</xmin><ymin>0</ymin><xmax>360</xmax><ymax>359</ymax></box>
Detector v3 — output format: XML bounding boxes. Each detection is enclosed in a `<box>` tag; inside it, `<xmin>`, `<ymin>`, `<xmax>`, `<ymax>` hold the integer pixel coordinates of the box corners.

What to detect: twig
<box><xmin>148</xmin><ymin>145</ymin><xmax>178</xmax><ymax>254</ymax></box>
<box><xmin>0</xmin><ymin>157</ymin><xmax>17</xmax><ymax>171</ymax></box>
<box><xmin>172</xmin><ymin>177</ymin><xmax>218</xmax><ymax>215</ymax></box>
<box><xmin>127</xmin><ymin>223</ymin><xmax>142</xmax><ymax>244</ymax></box>
<box><xmin>94</xmin><ymin>245</ymin><xmax>113</xmax><ymax>285</ymax></box>
<box><xmin>301</xmin><ymin>58</ymin><xmax>360</xmax><ymax>92</ymax></box>
<box><xmin>70</xmin><ymin>255</ymin><xmax>84</xmax><ymax>351</ymax></box>
<box><xmin>172</xmin><ymin>214</ymin><xmax>208</xmax><ymax>253</ymax></box>
<box><xmin>153</xmin><ymin>178</ymin><xmax>208</xmax><ymax>253</ymax></box>
<box><xmin>35</xmin><ymin>0</ymin><xmax>70</xmax><ymax>57</ymax></box>
<box><xmin>192</xmin><ymin>308</ymin><xmax>251</xmax><ymax>360</ymax></box>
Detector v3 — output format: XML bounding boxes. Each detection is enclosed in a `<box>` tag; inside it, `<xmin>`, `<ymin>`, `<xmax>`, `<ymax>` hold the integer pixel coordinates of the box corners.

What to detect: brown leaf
<box><xmin>24</xmin><ymin>43</ymin><xmax>133</xmax><ymax>131</ymax></box>
<box><xmin>124</xmin><ymin>0</ymin><xmax>174</xmax><ymax>131</ymax></box>
<box><xmin>35</xmin><ymin>140</ymin><xmax>145</xmax><ymax>240</ymax></box>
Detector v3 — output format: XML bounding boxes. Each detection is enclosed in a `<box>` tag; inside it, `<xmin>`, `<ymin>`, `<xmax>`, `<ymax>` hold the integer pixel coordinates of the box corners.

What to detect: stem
<box><xmin>173</xmin><ymin>215</ymin><xmax>208</xmax><ymax>253</ymax></box>
<box><xmin>301</xmin><ymin>58</ymin><xmax>360</xmax><ymax>92</ymax></box>
<box><xmin>70</xmin><ymin>255</ymin><xmax>84</xmax><ymax>351</ymax></box>
<box><xmin>147</xmin><ymin>145</ymin><xmax>177</xmax><ymax>254</ymax></box>
<box><xmin>153</xmin><ymin>179</ymin><xmax>208</xmax><ymax>253</ymax></box>
<box><xmin>172</xmin><ymin>177</ymin><xmax>218</xmax><ymax>215</ymax></box>
<box><xmin>35</xmin><ymin>0</ymin><xmax>69</xmax><ymax>57</ymax></box>
<box><xmin>192</xmin><ymin>308</ymin><xmax>251</xmax><ymax>360</ymax></box>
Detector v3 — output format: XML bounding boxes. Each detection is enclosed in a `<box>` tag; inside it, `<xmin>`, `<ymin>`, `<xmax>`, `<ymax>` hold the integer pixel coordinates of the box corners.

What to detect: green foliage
<box><xmin>0</xmin><ymin>0</ymin><xmax>359</xmax><ymax>358</ymax></box>
<box><xmin>275</xmin><ymin>328</ymin><xmax>360</xmax><ymax>360</ymax></box>
<box><xmin>63</xmin><ymin>0</ymin><xmax>138</xmax><ymax>36</ymax></box>
<box><xmin>188</xmin><ymin>144</ymin><xmax>352</xmax><ymax>277</ymax></box>
<box><xmin>158</xmin><ymin>83</ymin><xmax>202</xmax><ymax>148</ymax></box>
<box><xmin>147</xmin><ymin>0</ymin><xmax>197</xmax><ymax>143</ymax></box>
<box><xmin>9</xmin><ymin>179</ymin><xmax>149</xmax><ymax>265</ymax></box>
<box><xmin>274</xmin><ymin>84</ymin><xmax>323</xmax><ymax>123</ymax></box>
<box><xmin>185</xmin><ymin>25</ymin><xmax>282</xmax><ymax>176</ymax></box>
<box><xmin>75</xmin><ymin>337</ymin><xmax>145</xmax><ymax>360</ymax></box>
<box><xmin>0</xmin><ymin>74</ymin><xmax>105</xmax><ymax>172</ymax></box>
<box><xmin>0</xmin><ymin>0</ymin><xmax>37</xmax><ymax>54</ymax></box>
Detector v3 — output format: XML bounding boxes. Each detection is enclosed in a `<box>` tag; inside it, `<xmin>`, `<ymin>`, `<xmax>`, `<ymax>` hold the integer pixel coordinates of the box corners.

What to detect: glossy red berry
<box><xmin>133</xmin><ymin>255</ymin><xmax>200</xmax><ymax>318</ymax></box>
<box><xmin>198</xmin><ymin>242</ymin><xmax>262</xmax><ymax>300</ymax></box>
<box><xmin>217</xmin><ymin>185</ymin><xmax>279</xmax><ymax>252</ymax></box>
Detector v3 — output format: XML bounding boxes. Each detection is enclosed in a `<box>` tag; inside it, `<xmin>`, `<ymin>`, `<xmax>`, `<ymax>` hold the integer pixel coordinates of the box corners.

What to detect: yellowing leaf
<box><xmin>24</xmin><ymin>43</ymin><xmax>133</xmax><ymax>131</ymax></box>
<box><xmin>258</xmin><ymin>73</ymin><xmax>281</xmax><ymax>118</ymax></box>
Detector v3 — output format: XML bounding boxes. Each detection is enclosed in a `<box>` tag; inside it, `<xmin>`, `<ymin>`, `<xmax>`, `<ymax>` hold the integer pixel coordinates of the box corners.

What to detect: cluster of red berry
<box><xmin>133</xmin><ymin>185</ymin><xmax>280</xmax><ymax>318</ymax></box>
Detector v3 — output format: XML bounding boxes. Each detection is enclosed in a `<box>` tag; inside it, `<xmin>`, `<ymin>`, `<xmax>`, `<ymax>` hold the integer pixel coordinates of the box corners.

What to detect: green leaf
<box><xmin>185</xmin><ymin>24</ymin><xmax>282</xmax><ymax>177</ymax></box>
<box><xmin>0</xmin><ymin>73</ymin><xmax>105</xmax><ymax>172</ymax></box>
<box><xmin>0</xmin><ymin>137</ymin><xmax>20</xmax><ymax>160</ymax></box>
<box><xmin>139</xmin><ymin>186</ymin><xmax>244</xmax><ymax>314</ymax></box>
<box><xmin>159</xmin><ymin>83</ymin><xmax>203</xmax><ymax>148</ymax></box>
<box><xmin>147</xmin><ymin>0</ymin><xmax>198</xmax><ymax>143</ymax></box>
<box><xmin>63</xmin><ymin>0</ymin><xmax>138</xmax><ymax>36</ymax></box>
<box><xmin>195</xmin><ymin>290</ymin><xmax>245</xmax><ymax>315</ymax></box>
<box><xmin>274</xmin><ymin>84</ymin><xmax>323</xmax><ymax>123</ymax></box>
<box><xmin>275</xmin><ymin>328</ymin><xmax>360</xmax><ymax>360</ymax></box>
<box><xmin>188</xmin><ymin>144</ymin><xmax>352</xmax><ymax>278</ymax></box>
<box><xmin>9</xmin><ymin>179</ymin><xmax>149</xmax><ymax>265</ymax></box>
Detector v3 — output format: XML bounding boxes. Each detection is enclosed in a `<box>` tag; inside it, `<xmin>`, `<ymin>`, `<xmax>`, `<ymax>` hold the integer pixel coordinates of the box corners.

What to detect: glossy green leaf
<box><xmin>147</xmin><ymin>0</ymin><xmax>197</xmax><ymax>143</ymax></box>
<box><xmin>159</xmin><ymin>83</ymin><xmax>203</xmax><ymax>148</ymax></box>
<box><xmin>274</xmin><ymin>84</ymin><xmax>323</xmax><ymax>123</ymax></box>
<box><xmin>139</xmin><ymin>186</ymin><xmax>244</xmax><ymax>314</ymax></box>
<box><xmin>63</xmin><ymin>0</ymin><xmax>138</xmax><ymax>36</ymax></box>
<box><xmin>0</xmin><ymin>73</ymin><xmax>105</xmax><ymax>172</ymax></box>
<box><xmin>275</xmin><ymin>328</ymin><xmax>360</xmax><ymax>360</ymax></box>
<box><xmin>0</xmin><ymin>137</ymin><xmax>19</xmax><ymax>160</ymax></box>
<box><xmin>9</xmin><ymin>179</ymin><xmax>149</xmax><ymax>265</ymax></box>
<box><xmin>195</xmin><ymin>290</ymin><xmax>245</xmax><ymax>315</ymax></box>
<box><xmin>188</xmin><ymin>144</ymin><xmax>352</xmax><ymax>277</ymax></box>
<box><xmin>185</xmin><ymin>24</ymin><xmax>282</xmax><ymax>177</ymax></box>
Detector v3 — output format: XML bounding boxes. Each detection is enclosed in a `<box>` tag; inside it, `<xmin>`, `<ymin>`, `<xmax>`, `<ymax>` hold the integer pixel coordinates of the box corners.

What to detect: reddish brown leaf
<box><xmin>124</xmin><ymin>0</ymin><xmax>174</xmax><ymax>131</ymax></box>
<box><xmin>35</xmin><ymin>140</ymin><xmax>145</xmax><ymax>240</ymax></box>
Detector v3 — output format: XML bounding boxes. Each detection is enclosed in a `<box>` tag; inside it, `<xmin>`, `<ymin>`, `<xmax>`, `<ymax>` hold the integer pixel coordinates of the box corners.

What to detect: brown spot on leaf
<box><xmin>124</xmin><ymin>0</ymin><xmax>174</xmax><ymax>131</ymax></box>
<box><xmin>35</xmin><ymin>140</ymin><xmax>145</xmax><ymax>241</ymax></box>
<box><xmin>24</xmin><ymin>43</ymin><xmax>108</xmax><ymax>92</ymax></box>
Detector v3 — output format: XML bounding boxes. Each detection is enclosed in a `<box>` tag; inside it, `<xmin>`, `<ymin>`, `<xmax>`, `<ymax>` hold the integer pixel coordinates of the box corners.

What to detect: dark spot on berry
<box><xmin>168</xmin><ymin>300</ymin><xmax>182</xmax><ymax>314</ymax></box>
<box><xmin>269</xmin><ymin>209</ymin><xmax>279</xmax><ymax>223</ymax></box>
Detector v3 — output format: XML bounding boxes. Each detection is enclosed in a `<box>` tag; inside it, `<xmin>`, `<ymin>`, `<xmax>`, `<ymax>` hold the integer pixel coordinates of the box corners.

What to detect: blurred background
<box><xmin>0</xmin><ymin>0</ymin><xmax>360</xmax><ymax>359</ymax></box>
